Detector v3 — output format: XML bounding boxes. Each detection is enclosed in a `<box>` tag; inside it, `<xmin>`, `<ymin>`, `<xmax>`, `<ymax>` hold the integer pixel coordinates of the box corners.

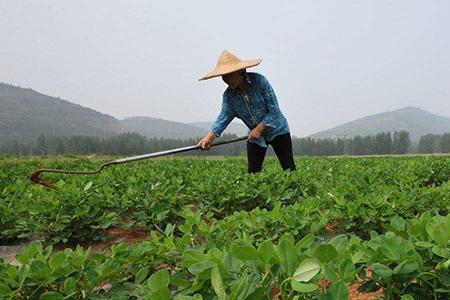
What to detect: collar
<box><xmin>243</xmin><ymin>72</ymin><xmax>252</xmax><ymax>86</ymax></box>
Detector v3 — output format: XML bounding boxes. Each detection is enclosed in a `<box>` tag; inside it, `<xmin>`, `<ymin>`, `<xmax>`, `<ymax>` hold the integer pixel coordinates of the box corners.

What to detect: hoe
<box><xmin>30</xmin><ymin>136</ymin><xmax>247</xmax><ymax>190</ymax></box>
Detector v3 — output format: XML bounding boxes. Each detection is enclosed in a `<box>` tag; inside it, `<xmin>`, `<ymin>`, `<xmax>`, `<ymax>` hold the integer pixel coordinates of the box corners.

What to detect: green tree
<box><xmin>392</xmin><ymin>131</ymin><xmax>411</xmax><ymax>154</ymax></box>
<box><xmin>32</xmin><ymin>135</ymin><xmax>48</xmax><ymax>155</ymax></box>
<box><xmin>418</xmin><ymin>134</ymin><xmax>438</xmax><ymax>153</ymax></box>
<box><xmin>438</xmin><ymin>133</ymin><xmax>450</xmax><ymax>153</ymax></box>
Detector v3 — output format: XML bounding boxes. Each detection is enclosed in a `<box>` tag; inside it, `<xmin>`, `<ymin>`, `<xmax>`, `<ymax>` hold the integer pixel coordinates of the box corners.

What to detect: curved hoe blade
<box><xmin>29</xmin><ymin>167</ymin><xmax>106</xmax><ymax>190</ymax></box>
<box><xmin>30</xmin><ymin>170</ymin><xmax>57</xmax><ymax>190</ymax></box>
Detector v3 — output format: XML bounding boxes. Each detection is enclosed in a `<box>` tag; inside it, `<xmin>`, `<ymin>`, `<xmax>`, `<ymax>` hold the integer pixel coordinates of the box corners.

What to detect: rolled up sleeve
<box><xmin>211</xmin><ymin>96</ymin><xmax>235</xmax><ymax>137</ymax></box>
<box><xmin>260</xmin><ymin>75</ymin><xmax>282</xmax><ymax>129</ymax></box>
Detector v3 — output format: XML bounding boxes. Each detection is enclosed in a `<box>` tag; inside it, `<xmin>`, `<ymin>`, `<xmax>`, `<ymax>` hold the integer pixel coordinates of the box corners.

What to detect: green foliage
<box><xmin>0</xmin><ymin>156</ymin><xmax>450</xmax><ymax>299</ymax></box>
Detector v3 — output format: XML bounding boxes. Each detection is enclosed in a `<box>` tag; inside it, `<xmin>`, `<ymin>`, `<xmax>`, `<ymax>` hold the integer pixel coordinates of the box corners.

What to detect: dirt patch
<box><xmin>89</xmin><ymin>226</ymin><xmax>150</xmax><ymax>253</ymax></box>
<box><xmin>349</xmin><ymin>268</ymin><xmax>383</xmax><ymax>300</ymax></box>
<box><xmin>349</xmin><ymin>283</ymin><xmax>383</xmax><ymax>300</ymax></box>
<box><xmin>0</xmin><ymin>245</ymin><xmax>25</xmax><ymax>266</ymax></box>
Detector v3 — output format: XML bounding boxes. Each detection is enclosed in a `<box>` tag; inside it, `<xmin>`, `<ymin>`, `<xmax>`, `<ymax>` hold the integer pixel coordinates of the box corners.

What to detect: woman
<box><xmin>198</xmin><ymin>50</ymin><xmax>296</xmax><ymax>173</ymax></box>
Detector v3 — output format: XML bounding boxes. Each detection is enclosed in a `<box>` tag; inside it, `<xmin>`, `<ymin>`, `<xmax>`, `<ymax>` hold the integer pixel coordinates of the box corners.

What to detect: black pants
<box><xmin>247</xmin><ymin>133</ymin><xmax>296</xmax><ymax>173</ymax></box>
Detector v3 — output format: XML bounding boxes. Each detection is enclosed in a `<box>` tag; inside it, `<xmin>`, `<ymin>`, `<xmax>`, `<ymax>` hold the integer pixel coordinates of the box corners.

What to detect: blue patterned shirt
<box><xmin>211</xmin><ymin>72</ymin><xmax>290</xmax><ymax>148</ymax></box>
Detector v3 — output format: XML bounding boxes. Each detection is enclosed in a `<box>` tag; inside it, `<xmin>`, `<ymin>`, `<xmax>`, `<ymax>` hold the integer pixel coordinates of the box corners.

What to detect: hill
<box><xmin>0</xmin><ymin>82</ymin><xmax>248</xmax><ymax>142</ymax></box>
<box><xmin>311</xmin><ymin>107</ymin><xmax>450</xmax><ymax>142</ymax></box>
<box><xmin>0</xmin><ymin>83</ymin><xmax>123</xmax><ymax>142</ymax></box>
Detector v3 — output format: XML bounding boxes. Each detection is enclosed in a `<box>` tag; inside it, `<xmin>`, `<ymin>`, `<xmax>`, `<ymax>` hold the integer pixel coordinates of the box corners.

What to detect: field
<box><xmin>1</xmin><ymin>155</ymin><xmax>450</xmax><ymax>299</ymax></box>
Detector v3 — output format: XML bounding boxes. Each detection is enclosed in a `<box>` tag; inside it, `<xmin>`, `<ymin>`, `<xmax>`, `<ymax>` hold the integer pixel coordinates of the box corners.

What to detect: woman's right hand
<box><xmin>197</xmin><ymin>132</ymin><xmax>216</xmax><ymax>150</ymax></box>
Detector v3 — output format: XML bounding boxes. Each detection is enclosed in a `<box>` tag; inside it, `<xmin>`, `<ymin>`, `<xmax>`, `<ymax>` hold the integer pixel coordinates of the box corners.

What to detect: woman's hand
<box><xmin>248</xmin><ymin>123</ymin><xmax>266</xmax><ymax>141</ymax></box>
<box><xmin>197</xmin><ymin>132</ymin><xmax>216</xmax><ymax>150</ymax></box>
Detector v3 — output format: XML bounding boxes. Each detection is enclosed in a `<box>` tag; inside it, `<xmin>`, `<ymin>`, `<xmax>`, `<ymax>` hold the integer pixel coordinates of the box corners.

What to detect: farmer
<box><xmin>197</xmin><ymin>50</ymin><xmax>296</xmax><ymax>173</ymax></box>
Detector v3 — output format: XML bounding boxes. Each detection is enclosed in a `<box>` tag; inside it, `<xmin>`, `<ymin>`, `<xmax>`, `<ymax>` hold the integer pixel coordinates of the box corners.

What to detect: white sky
<box><xmin>1</xmin><ymin>0</ymin><xmax>449</xmax><ymax>136</ymax></box>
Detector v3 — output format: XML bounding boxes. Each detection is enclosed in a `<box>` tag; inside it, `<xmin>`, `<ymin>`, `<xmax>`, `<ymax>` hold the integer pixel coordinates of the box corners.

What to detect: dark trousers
<box><xmin>247</xmin><ymin>133</ymin><xmax>296</xmax><ymax>173</ymax></box>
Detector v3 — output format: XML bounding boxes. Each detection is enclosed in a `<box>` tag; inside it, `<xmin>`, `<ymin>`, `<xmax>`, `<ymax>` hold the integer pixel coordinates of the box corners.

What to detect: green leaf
<box><xmin>329</xmin><ymin>235</ymin><xmax>348</xmax><ymax>254</ymax></box>
<box><xmin>31</xmin><ymin>260</ymin><xmax>51</xmax><ymax>279</ymax></box>
<box><xmin>380</xmin><ymin>237</ymin><xmax>401</xmax><ymax>261</ymax></box>
<box><xmin>181</xmin><ymin>248</ymin><xmax>205</xmax><ymax>267</ymax></box>
<box><xmin>400</xmin><ymin>295</ymin><xmax>414</xmax><ymax>300</ymax></box>
<box><xmin>211</xmin><ymin>265</ymin><xmax>226</xmax><ymax>299</ymax></box>
<box><xmin>430</xmin><ymin>223</ymin><xmax>450</xmax><ymax>247</ymax></box>
<box><xmin>63</xmin><ymin>277</ymin><xmax>76</xmax><ymax>295</ymax></box>
<box><xmin>231</xmin><ymin>240</ymin><xmax>260</xmax><ymax>261</ymax></box>
<box><xmin>291</xmin><ymin>281</ymin><xmax>319</xmax><ymax>293</ymax></box>
<box><xmin>229</xmin><ymin>272</ymin><xmax>248</xmax><ymax>300</ymax></box>
<box><xmin>258</xmin><ymin>240</ymin><xmax>273</xmax><ymax>265</ymax></box>
<box><xmin>393</xmin><ymin>260</ymin><xmax>418</xmax><ymax>275</ymax></box>
<box><xmin>323</xmin><ymin>264</ymin><xmax>338</xmax><ymax>282</ymax></box>
<box><xmin>83</xmin><ymin>181</ymin><xmax>93</xmax><ymax>191</ymax></box>
<box><xmin>152</xmin><ymin>287</ymin><xmax>171</xmax><ymax>300</ymax></box>
<box><xmin>372</xmin><ymin>263</ymin><xmax>392</xmax><ymax>280</ymax></box>
<box><xmin>293</xmin><ymin>258</ymin><xmax>321</xmax><ymax>282</ymax></box>
<box><xmin>327</xmin><ymin>281</ymin><xmax>349</xmax><ymax>300</ymax></box>
<box><xmin>111</xmin><ymin>243</ymin><xmax>128</xmax><ymax>257</ymax></box>
<box><xmin>188</xmin><ymin>261</ymin><xmax>215</xmax><ymax>276</ymax></box>
<box><xmin>295</xmin><ymin>233</ymin><xmax>315</xmax><ymax>251</ymax></box>
<box><xmin>433</xmin><ymin>246</ymin><xmax>450</xmax><ymax>258</ymax></box>
<box><xmin>436</xmin><ymin>258</ymin><xmax>450</xmax><ymax>271</ymax></box>
<box><xmin>17</xmin><ymin>265</ymin><xmax>29</xmax><ymax>286</ymax></box>
<box><xmin>49</xmin><ymin>252</ymin><xmax>66</xmax><ymax>270</ymax></box>
<box><xmin>314</xmin><ymin>244</ymin><xmax>338</xmax><ymax>263</ymax></box>
<box><xmin>415</xmin><ymin>241</ymin><xmax>434</xmax><ymax>248</ymax></box>
<box><xmin>278</xmin><ymin>234</ymin><xmax>296</xmax><ymax>276</ymax></box>
<box><xmin>147</xmin><ymin>269</ymin><xmax>170</xmax><ymax>291</ymax></box>
<box><xmin>390</xmin><ymin>216</ymin><xmax>405</xmax><ymax>232</ymax></box>
<box><xmin>40</xmin><ymin>292</ymin><xmax>64</xmax><ymax>300</ymax></box>
<box><xmin>16</xmin><ymin>253</ymin><xmax>31</xmax><ymax>265</ymax></box>
<box><xmin>339</xmin><ymin>259</ymin><xmax>355</xmax><ymax>282</ymax></box>
<box><xmin>0</xmin><ymin>283</ymin><xmax>11</xmax><ymax>295</ymax></box>
<box><xmin>135</xmin><ymin>267</ymin><xmax>149</xmax><ymax>284</ymax></box>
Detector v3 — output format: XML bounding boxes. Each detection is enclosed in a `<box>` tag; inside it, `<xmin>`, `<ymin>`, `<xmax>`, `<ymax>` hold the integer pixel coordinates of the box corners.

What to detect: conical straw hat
<box><xmin>199</xmin><ymin>50</ymin><xmax>262</xmax><ymax>81</ymax></box>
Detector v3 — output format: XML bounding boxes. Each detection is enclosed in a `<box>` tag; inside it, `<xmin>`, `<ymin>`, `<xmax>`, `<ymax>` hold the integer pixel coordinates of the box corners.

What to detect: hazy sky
<box><xmin>1</xmin><ymin>1</ymin><xmax>449</xmax><ymax>136</ymax></box>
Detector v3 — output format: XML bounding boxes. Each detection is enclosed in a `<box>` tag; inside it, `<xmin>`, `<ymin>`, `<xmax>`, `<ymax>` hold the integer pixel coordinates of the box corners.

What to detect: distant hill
<box><xmin>0</xmin><ymin>83</ymin><xmax>123</xmax><ymax>142</ymax></box>
<box><xmin>0</xmin><ymin>82</ymin><xmax>249</xmax><ymax>142</ymax></box>
<box><xmin>311</xmin><ymin>107</ymin><xmax>450</xmax><ymax>142</ymax></box>
<box><xmin>121</xmin><ymin>117</ymin><xmax>208</xmax><ymax>139</ymax></box>
<box><xmin>190</xmin><ymin>122</ymin><xmax>249</xmax><ymax>136</ymax></box>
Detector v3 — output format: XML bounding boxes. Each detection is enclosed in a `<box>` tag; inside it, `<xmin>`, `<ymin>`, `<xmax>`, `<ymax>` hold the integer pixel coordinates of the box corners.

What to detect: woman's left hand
<box><xmin>248</xmin><ymin>124</ymin><xmax>266</xmax><ymax>141</ymax></box>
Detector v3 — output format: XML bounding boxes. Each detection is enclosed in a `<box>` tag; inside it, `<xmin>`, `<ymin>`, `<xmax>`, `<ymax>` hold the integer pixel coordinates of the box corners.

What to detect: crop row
<box><xmin>1</xmin><ymin>156</ymin><xmax>449</xmax><ymax>244</ymax></box>
<box><xmin>1</xmin><ymin>155</ymin><xmax>450</xmax><ymax>299</ymax></box>
<box><xmin>1</xmin><ymin>212</ymin><xmax>450</xmax><ymax>299</ymax></box>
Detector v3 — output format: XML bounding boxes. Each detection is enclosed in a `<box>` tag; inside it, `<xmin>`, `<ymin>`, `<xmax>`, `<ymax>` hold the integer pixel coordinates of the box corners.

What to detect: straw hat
<box><xmin>199</xmin><ymin>50</ymin><xmax>262</xmax><ymax>81</ymax></box>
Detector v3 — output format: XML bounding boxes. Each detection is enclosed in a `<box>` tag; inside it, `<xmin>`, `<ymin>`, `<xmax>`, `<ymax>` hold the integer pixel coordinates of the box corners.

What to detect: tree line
<box><xmin>418</xmin><ymin>133</ymin><xmax>450</xmax><ymax>154</ymax></box>
<box><xmin>0</xmin><ymin>133</ymin><xmax>245</xmax><ymax>156</ymax></box>
<box><xmin>0</xmin><ymin>131</ymin><xmax>429</xmax><ymax>157</ymax></box>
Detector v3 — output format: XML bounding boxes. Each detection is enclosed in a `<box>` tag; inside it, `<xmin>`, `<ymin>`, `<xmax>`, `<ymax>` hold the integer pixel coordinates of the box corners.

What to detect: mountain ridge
<box><xmin>311</xmin><ymin>107</ymin><xmax>450</xmax><ymax>142</ymax></box>
<box><xmin>2</xmin><ymin>82</ymin><xmax>449</xmax><ymax>143</ymax></box>
<box><xmin>0</xmin><ymin>83</ymin><xmax>124</xmax><ymax>142</ymax></box>
<box><xmin>0</xmin><ymin>82</ymin><xmax>249</xmax><ymax>141</ymax></box>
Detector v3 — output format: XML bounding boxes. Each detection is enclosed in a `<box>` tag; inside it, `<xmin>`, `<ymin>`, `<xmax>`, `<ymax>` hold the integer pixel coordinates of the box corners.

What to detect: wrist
<box><xmin>256</xmin><ymin>123</ymin><xmax>266</xmax><ymax>133</ymax></box>
<box><xmin>206</xmin><ymin>132</ymin><xmax>217</xmax><ymax>142</ymax></box>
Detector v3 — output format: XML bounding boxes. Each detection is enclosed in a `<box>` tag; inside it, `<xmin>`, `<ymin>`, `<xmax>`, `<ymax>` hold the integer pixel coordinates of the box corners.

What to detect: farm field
<box><xmin>1</xmin><ymin>155</ymin><xmax>450</xmax><ymax>299</ymax></box>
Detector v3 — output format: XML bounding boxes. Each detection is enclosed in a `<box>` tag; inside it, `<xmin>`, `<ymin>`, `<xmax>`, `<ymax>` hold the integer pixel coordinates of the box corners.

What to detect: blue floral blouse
<box><xmin>211</xmin><ymin>72</ymin><xmax>290</xmax><ymax>148</ymax></box>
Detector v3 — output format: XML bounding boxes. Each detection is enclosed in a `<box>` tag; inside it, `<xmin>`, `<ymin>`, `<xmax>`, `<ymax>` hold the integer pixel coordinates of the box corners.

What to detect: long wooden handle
<box><xmin>30</xmin><ymin>136</ymin><xmax>248</xmax><ymax>189</ymax></box>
